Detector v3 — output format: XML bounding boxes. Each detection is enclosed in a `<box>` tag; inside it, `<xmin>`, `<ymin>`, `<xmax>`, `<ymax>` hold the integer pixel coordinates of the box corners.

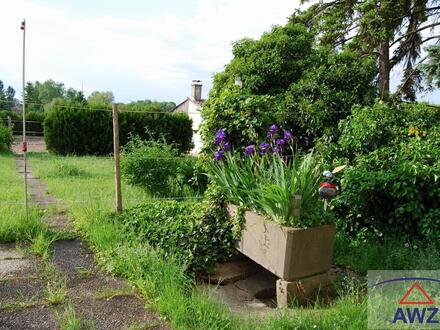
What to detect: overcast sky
<box><xmin>1</xmin><ymin>0</ymin><xmax>439</xmax><ymax>104</ymax></box>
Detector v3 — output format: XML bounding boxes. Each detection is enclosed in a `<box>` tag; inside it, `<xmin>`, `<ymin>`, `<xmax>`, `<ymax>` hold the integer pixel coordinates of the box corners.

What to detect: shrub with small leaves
<box><xmin>116</xmin><ymin>185</ymin><xmax>235</xmax><ymax>273</ymax></box>
<box><xmin>332</xmin><ymin>102</ymin><xmax>440</xmax><ymax>240</ymax></box>
<box><xmin>121</xmin><ymin>137</ymin><xmax>207</xmax><ymax>197</ymax></box>
<box><xmin>0</xmin><ymin>123</ymin><xmax>12</xmax><ymax>150</ymax></box>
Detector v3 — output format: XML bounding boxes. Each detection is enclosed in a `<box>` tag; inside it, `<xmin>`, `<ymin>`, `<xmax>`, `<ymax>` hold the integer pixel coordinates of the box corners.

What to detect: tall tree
<box><xmin>0</xmin><ymin>81</ymin><xmax>5</xmax><ymax>109</ymax></box>
<box><xmin>295</xmin><ymin>0</ymin><xmax>440</xmax><ymax>100</ymax></box>
<box><xmin>421</xmin><ymin>44</ymin><xmax>440</xmax><ymax>87</ymax></box>
<box><xmin>65</xmin><ymin>88</ymin><xmax>86</xmax><ymax>104</ymax></box>
<box><xmin>88</xmin><ymin>91</ymin><xmax>114</xmax><ymax>106</ymax></box>
<box><xmin>5</xmin><ymin>86</ymin><xmax>15</xmax><ymax>110</ymax></box>
<box><xmin>37</xmin><ymin>79</ymin><xmax>65</xmax><ymax>105</ymax></box>
<box><xmin>25</xmin><ymin>82</ymin><xmax>43</xmax><ymax>112</ymax></box>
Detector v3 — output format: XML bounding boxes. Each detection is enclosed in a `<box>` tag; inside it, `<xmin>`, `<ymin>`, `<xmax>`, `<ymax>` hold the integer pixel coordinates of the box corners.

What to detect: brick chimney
<box><xmin>191</xmin><ymin>80</ymin><xmax>202</xmax><ymax>101</ymax></box>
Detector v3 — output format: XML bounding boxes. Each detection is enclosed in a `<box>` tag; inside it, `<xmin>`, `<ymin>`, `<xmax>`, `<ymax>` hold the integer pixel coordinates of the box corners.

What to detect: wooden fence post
<box><xmin>112</xmin><ymin>103</ymin><xmax>122</xmax><ymax>212</ymax></box>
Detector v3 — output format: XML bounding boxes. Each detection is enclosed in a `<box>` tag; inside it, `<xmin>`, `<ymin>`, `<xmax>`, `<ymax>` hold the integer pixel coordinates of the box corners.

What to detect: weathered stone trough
<box><xmin>227</xmin><ymin>204</ymin><xmax>336</xmax><ymax>307</ymax></box>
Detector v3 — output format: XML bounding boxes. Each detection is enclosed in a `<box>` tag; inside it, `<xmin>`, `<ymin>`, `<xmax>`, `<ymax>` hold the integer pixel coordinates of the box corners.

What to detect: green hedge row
<box><xmin>0</xmin><ymin>111</ymin><xmax>45</xmax><ymax>136</ymax></box>
<box><xmin>44</xmin><ymin>105</ymin><xmax>193</xmax><ymax>155</ymax></box>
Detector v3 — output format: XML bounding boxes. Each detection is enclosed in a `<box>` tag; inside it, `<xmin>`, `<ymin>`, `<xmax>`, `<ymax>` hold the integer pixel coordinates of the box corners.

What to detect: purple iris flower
<box><xmin>269</xmin><ymin>124</ymin><xmax>279</xmax><ymax>133</ymax></box>
<box><xmin>260</xmin><ymin>142</ymin><xmax>270</xmax><ymax>155</ymax></box>
<box><xmin>276</xmin><ymin>139</ymin><xmax>285</xmax><ymax>147</ymax></box>
<box><xmin>283</xmin><ymin>130</ymin><xmax>292</xmax><ymax>143</ymax></box>
<box><xmin>273</xmin><ymin>145</ymin><xmax>282</xmax><ymax>154</ymax></box>
<box><xmin>244</xmin><ymin>144</ymin><xmax>255</xmax><ymax>156</ymax></box>
<box><xmin>214</xmin><ymin>129</ymin><xmax>226</xmax><ymax>145</ymax></box>
<box><xmin>267</xmin><ymin>124</ymin><xmax>279</xmax><ymax>140</ymax></box>
<box><xmin>223</xmin><ymin>142</ymin><xmax>231</xmax><ymax>151</ymax></box>
<box><xmin>214</xmin><ymin>150</ymin><xmax>224</xmax><ymax>161</ymax></box>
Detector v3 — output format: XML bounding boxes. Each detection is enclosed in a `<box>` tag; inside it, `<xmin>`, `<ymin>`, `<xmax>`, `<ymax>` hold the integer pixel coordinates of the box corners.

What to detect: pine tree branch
<box><xmin>391</xmin><ymin>22</ymin><xmax>440</xmax><ymax>47</ymax></box>
<box><xmin>420</xmin><ymin>34</ymin><xmax>440</xmax><ymax>45</ymax></box>
<box><xmin>395</xmin><ymin>55</ymin><xmax>429</xmax><ymax>96</ymax></box>
<box><xmin>393</xmin><ymin>5</ymin><xmax>440</xmax><ymax>23</ymax></box>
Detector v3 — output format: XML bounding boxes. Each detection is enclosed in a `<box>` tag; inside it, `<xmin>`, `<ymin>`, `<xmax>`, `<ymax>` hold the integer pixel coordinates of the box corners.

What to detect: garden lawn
<box><xmin>0</xmin><ymin>151</ymin><xmax>44</xmax><ymax>242</ymax></box>
<box><xmin>27</xmin><ymin>152</ymin><xmax>440</xmax><ymax>330</ymax></box>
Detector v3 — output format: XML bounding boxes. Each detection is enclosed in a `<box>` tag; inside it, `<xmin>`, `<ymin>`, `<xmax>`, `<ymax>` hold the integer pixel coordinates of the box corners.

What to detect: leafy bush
<box><xmin>335</xmin><ymin>134</ymin><xmax>440</xmax><ymax>240</ymax></box>
<box><xmin>44</xmin><ymin>101</ymin><xmax>193</xmax><ymax>155</ymax></box>
<box><xmin>331</xmin><ymin>101</ymin><xmax>440</xmax><ymax>240</ymax></box>
<box><xmin>0</xmin><ymin>123</ymin><xmax>12</xmax><ymax>150</ymax></box>
<box><xmin>116</xmin><ymin>187</ymin><xmax>235</xmax><ymax>273</ymax></box>
<box><xmin>328</xmin><ymin>101</ymin><xmax>440</xmax><ymax>163</ymax></box>
<box><xmin>201</xmin><ymin>22</ymin><xmax>376</xmax><ymax>152</ymax></box>
<box><xmin>121</xmin><ymin>137</ymin><xmax>207</xmax><ymax>197</ymax></box>
<box><xmin>208</xmin><ymin>127</ymin><xmax>331</xmax><ymax>227</ymax></box>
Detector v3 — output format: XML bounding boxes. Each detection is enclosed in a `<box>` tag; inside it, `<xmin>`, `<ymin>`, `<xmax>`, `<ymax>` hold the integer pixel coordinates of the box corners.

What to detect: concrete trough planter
<box><xmin>227</xmin><ymin>204</ymin><xmax>336</xmax><ymax>306</ymax></box>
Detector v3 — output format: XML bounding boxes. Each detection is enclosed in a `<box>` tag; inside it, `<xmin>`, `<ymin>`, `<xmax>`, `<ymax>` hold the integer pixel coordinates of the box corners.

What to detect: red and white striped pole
<box><xmin>21</xmin><ymin>19</ymin><xmax>29</xmax><ymax>221</ymax></box>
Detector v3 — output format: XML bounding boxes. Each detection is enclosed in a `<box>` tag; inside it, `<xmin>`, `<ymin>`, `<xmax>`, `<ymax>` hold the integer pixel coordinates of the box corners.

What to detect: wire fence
<box><xmin>0</xmin><ymin>196</ymin><xmax>205</xmax><ymax>206</ymax></box>
<box><xmin>0</xmin><ymin>99</ymin><xmax>203</xmax><ymax>115</ymax></box>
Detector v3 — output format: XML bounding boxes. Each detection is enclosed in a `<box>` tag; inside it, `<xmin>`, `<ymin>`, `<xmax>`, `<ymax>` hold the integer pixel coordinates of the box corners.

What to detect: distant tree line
<box><xmin>0</xmin><ymin>80</ymin><xmax>17</xmax><ymax>111</ymax></box>
<box><xmin>0</xmin><ymin>78</ymin><xmax>176</xmax><ymax>113</ymax></box>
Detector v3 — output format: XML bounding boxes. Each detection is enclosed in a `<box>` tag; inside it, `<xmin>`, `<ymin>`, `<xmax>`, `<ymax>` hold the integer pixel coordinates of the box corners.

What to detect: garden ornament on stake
<box><xmin>319</xmin><ymin>165</ymin><xmax>346</xmax><ymax>211</ymax></box>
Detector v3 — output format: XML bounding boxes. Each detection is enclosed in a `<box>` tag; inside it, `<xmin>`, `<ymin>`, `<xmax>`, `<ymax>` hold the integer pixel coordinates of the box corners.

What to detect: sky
<box><xmin>0</xmin><ymin>0</ymin><xmax>301</xmax><ymax>103</ymax></box>
<box><xmin>0</xmin><ymin>0</ymin><xmax>439</xmax><ymax>104</ymax></box>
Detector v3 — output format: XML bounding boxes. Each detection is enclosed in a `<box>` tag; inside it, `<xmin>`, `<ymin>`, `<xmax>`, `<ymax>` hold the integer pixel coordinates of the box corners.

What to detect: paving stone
<box><xmin>0</xmin><ymin>306</ymin><xmax>58</xmax><ymax>330</ymax></box>
<box><xmin>0</xmin><ymin>245</ymin><xmax>23</xmax><ymax>261</ymax></box>
<box><xmin>0</xmin><ymin>260</ymin><xmax>32</xmax><ymax>279</ymax></box>
<box><xmin>51</xmin><ymin>240</ymin><xmax>97</xmax><ymax>274</ymax></box>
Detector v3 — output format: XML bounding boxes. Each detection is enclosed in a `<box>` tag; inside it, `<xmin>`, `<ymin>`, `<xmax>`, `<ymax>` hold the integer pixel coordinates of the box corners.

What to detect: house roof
<box><xmin>170</xmin><ymin>97</ymin><xmax>204</xmax><ymax>113</ymax></box>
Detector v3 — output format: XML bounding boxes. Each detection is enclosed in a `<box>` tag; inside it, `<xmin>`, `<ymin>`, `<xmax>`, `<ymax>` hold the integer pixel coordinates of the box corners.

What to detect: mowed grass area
<box><xmin>0</xmin><ymin>151</ymin><xmax>45</xmax><ymax>242</ymax></box>
<box><xmin>27</xmin><ymin>152</ymin><xmax>370</xmax><ymax>329</ymax></box>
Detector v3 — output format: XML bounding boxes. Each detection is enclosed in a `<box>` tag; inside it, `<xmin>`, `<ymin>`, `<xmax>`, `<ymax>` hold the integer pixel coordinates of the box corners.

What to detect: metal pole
<box><xmin>21</xmin><ymin>19</ymin><xmax>29</xmax><ymax>221</ymax></box>
<box><xmin>112</xmin><ymin>103</ymin><xmax>122</xmax><ymax>212</ymax></box>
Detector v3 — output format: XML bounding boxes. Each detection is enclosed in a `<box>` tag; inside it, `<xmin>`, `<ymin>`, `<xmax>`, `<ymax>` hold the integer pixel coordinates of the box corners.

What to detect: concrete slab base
<box><xmin>276</xmin><ymin>272</ymin><xmax>332</xmax><ymax>307</ymax></box>
<box><xmin>200</xmin><ymin>255</ymin><xmax>262</xmax><ymax>285</ymax></box>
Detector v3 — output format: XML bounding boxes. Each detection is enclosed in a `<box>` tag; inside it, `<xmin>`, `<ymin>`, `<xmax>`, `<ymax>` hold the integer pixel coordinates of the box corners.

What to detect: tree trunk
<box><xmin>378</xmin><ymin>40</ymin><xmax>390</xmax><ymax>100</ymax></box>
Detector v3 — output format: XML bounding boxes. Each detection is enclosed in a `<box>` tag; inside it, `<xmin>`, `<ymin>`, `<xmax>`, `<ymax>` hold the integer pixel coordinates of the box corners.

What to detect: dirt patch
<box><xmin>12</xmin><ymin>136</ymin><xmax>46</xmax><ymax>154</ymax></box>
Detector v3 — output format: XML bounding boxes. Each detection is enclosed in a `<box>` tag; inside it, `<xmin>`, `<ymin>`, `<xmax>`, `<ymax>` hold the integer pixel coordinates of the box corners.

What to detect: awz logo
<box><xmin>392</xmin><ymin>281</ymin><xmax>439</xmax><ymax>325</ymax></box>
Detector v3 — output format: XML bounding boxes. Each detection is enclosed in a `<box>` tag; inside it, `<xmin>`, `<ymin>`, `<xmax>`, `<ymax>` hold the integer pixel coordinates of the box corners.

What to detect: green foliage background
<box><xmin>326</xmin><ymin>102</ymin><xmax>440</xmax><ymax>240</ymax></box>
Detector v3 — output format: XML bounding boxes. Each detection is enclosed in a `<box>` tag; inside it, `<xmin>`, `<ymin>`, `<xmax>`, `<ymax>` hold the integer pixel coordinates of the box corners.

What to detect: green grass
<box><xmin>56</xmin><ymin>304</ymin><xmax>95</xmax><ymax>330</ymax></box>
<box><xmin>0</xmin><ymin>151</ymin><xmax>46</xmax><ymax>243</ymax></box>
<box><xmin>27</xmin><ymin>152</ymin><xmax>440</xmax><ymax>330</ymax></box>
<box><xmin>334</xmin><ymin>233</ymin><xmax>440</xmax><ymax>274</ymax></box>
<box><xmin>28</xmin><ymin>153</ymin><xmax>149</xmax><ymax>212</ymax></box>
<box><xmin>43</xmin><ymin>263</ymin><xmax>68</xmax><ymax>306</ymax></box>
<box><xmin>94</xmin><ymin>287</ymin><xmax>135</xmax><ymax>300</ymax></box>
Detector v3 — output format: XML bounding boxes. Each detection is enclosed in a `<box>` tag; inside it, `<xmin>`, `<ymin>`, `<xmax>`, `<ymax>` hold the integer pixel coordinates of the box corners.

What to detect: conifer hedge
<box><xmin>44</xmin><ymin>105</ymin><xmax>193</xmax><ymax>155</ymax></box>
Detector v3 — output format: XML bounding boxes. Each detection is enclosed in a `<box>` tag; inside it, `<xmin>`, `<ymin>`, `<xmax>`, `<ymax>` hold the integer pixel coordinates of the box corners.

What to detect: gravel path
<box><xmin>0</xmin><ymin>155</ymin><xmax>168</xmax><ymax>330</ymax></box>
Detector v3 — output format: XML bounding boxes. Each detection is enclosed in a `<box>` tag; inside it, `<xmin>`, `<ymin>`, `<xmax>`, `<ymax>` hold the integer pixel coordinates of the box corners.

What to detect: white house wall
<box><xmin>188</xmin><ymin>100</ymin><xmax>203</xmax><ymax>154</ymax></box>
